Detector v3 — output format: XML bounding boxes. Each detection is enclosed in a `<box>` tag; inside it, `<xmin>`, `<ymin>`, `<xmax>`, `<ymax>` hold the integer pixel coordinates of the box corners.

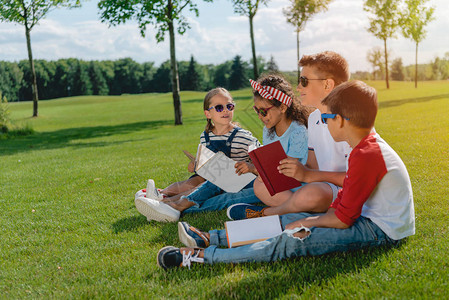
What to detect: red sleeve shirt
<box><xmin>330</xmin><ymin>133</ymin><xmax>388</xmax><ymax>226</ymax></box>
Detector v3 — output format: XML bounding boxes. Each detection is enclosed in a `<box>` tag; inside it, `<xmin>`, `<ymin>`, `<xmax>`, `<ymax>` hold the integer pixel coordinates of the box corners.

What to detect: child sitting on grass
<box><xmin>134</xmin><ymin>87</ymin><xmax>261</xmax><ymax>222</ymax></box>
<box><xmin>156</xmin><ymin>80</ymin><xmax>415</xmax><ymax>269</ymax></box>
<box><xmin>227</xmin><ymin>51</ymin><xmax>352</xmax><ymax>220</ymax></box>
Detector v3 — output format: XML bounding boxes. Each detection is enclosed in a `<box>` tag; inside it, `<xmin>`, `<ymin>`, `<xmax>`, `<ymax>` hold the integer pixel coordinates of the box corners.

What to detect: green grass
<box><xmin>1</xmin><ymin>81</ymin><xmax>448</xmax><ymax>298</ymax></box>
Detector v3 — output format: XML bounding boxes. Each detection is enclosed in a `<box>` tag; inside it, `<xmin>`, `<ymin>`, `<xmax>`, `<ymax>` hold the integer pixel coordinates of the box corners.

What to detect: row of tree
<box><xmin>363</xmin><ymin>49</ymin><xmax>449</xmax><ymax>82</ymax></box>
<box><xmin>0</xmin><ymin>55</ymin><xmax>280</xmax><ymax>103</ymax></box>
<box><xmin>0</xmin><ymin>0</ymin><xmax>436</xmax><ymax>123</ymax></box>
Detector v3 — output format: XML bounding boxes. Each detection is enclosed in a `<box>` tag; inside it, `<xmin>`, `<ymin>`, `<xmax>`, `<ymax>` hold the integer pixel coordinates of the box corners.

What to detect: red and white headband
<box><xmin>249</xmin><ymin>79</ymin><xmax>293</xmax><ymax>107</ymax></box>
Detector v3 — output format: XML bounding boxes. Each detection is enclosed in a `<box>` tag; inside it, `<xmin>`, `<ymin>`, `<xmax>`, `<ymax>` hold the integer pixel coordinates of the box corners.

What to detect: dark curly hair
<box><xmin>254</xmin><ymin>73</ymin><xmax>310</xmax><ymax>136</ymax></box>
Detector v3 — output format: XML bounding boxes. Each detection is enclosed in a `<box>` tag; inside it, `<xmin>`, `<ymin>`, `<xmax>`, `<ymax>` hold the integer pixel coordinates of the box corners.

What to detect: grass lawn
<box><xmin>1</xmin><ymin>81</ymin><xmax>448</xmax><ymax>298</ymax></box>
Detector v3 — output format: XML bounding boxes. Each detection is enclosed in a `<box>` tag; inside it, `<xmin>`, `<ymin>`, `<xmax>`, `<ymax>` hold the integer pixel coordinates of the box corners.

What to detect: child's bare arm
<box><xmin>234</xmin><ymin>161</ymin><xmax>258</xmax><ymax>176</ymax></box>
<box><xmin>278</xmin><ymin>158</ymin><xmax>345</xmax><ymax>187</ymax></box>
<box><xmin>187</xmin><ymin>161</ymin><xmax>195</xmax><ymax>173</ymax></box>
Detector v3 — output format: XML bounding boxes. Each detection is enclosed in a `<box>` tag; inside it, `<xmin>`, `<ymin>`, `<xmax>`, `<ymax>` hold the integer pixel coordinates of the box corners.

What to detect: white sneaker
<box><xmin>135</xmin><ymin>197</ymin><xmax>180</xmax><ymax>222</ymax></box>
<box><xmin>146</xmin><ymin>179</ymin><xmax>164</xmax><ymax>201</ymax></box>
<box><xmin>135</xmin><ymin>189</ymin><xmax>146</xmax><ymax>199</ymax></box>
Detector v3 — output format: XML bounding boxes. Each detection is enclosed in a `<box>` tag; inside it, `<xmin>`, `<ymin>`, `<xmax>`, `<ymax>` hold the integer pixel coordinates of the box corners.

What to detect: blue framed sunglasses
<box><xmin>321</xmin><ymin>113</ymin><xmax>350</xmax><ymax>124</ymax></box>
<box><xmin>208</xmin><ymin>103</ymin><xmax>235</xmax><ymax>112</ymax></box>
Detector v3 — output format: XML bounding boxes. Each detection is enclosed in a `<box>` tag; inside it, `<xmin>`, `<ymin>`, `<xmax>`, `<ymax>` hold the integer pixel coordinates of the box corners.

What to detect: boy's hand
<box><xmin>278</xmin><ymin>158</ymin><xmax>308</xmax><ymax>181</ymax></box>
<box><xmin>187</xmin><ymin>161</ymin><xmax>195</xmax><ymax>173</ymax></box>
<box><xmin>234</xmin><ymin>161</ymin><xmax>254</xmax><ymax>175</ymax></box>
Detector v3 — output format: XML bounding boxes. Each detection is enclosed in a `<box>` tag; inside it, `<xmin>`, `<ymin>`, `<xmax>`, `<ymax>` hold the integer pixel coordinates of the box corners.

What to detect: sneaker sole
<box><xmin>157</xmin><ymin>246</ymin><xmax>178</xmax><ymax>270</ymax></box>
<box><xmin>226</xmin><ymin>203</ymin><xmax>247</xmax><ymax>220</ymax></box>
<box><xmin>178</xmin><ymin>222</ymin><xmax>199</xmax><ymax>248</ymax></box>
<box><xmin>135</xmin><ymin>197</ymin><xmax>180</xmax><ymax>222</ymax></box>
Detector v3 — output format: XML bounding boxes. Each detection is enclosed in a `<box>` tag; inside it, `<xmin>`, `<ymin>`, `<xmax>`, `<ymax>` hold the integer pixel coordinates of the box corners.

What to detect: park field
<box><xmin>1</xmin><ymin>81</ymin><xmax>448</xmax><ymax>298</ymax></box>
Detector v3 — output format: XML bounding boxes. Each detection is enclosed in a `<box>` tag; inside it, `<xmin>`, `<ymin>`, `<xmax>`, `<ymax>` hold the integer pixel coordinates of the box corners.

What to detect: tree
<box><xmin>0</xmin><ymin>0</ymin><xmax>81</xmax><ymax>117</ymax></box>
<box><xmin>0</xmin><ymin>61</ymin><xmax>23</xmax><ymax>102</ymax></box>
<box><xmin>230</xmin><ymin>0</ymin><xmax>269</xmax><ymax>80</ymax></box>
<box><xmin>141</xmin><ymin>62</ymin><xmax>156</xmax><ymax>93</ymax></box>
<box><xmin>180</xmin><ymin>55</ymin><xmax>202</xmax><ymax>91</ymax></box>
<box><xmin>266</xmin><ymin>55</ymin><xmax>279</xmax><ymax>72</ymax></box>
<box><xmin>399</xmin><ymin>0</ymin><xmax>435</xmax><ymax>88</ymax></box>
<box><xmin>367</xmin><ymin>47</ymin><xmax>385</xmax><ymax>80</ymax></box>
<box><xmin>283</xmin><ymin>0</ymin><xmax>332</xmax><ymax>82</ymax></box>
<box><xmin>98</xmin><ymin>0</ymin><xmax>211</xmax><ymax>125</ymax></box>
<box><xmin>111</xmin><ymin>58</ymin><xmax>143</xmax><ymax>95</ymax></box>
<box><xmin>390</xmin><ymin>57</ymin><xmax>404</xmax><ymax>81</ymax></box>
<box><xmin>152</xmin><ymin>61</ymin><xmax>172</xmax><ymax>93</ymax></box>
<box><xmin>364</xmin><ymin>0</ymin><xmax>401</xmax><ymax>89</ymax></box>
<box><xmin>229</xmin><ymin>55</ymin><xmax>247</xmax><ymax>90</ymax></box>
<box><xmin>89</xmin><ymin>61</ymin><xmax>109</xmax><ymax>95</ymax></box>
<box><xmin>213</xmin><ymin>62</ymin><xmax>232</xmax><ymax>89</ymax></box>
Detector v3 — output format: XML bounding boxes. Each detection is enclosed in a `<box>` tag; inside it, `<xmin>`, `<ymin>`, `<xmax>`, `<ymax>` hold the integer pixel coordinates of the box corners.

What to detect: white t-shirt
<box><xmin>307</xmin><ymin>109</ymin><xmax>351</xmax><ymax>172</ymax></box>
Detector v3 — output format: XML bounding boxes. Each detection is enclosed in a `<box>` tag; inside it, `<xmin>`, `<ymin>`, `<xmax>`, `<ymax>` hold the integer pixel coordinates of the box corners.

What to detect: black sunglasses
<box><xmin>253</xmin><ymin>105</ymin><xmax>274</xmax><ymax>117</ymax></box>
<box><xmin>298</xmin><ymin>76</ymin><xmax>326</xmax><ymax>87</ymax></box>
<box><xmin>208</xmin><ymin>103</ymin><xmax>235</xmax><ymax>112</ymax></box>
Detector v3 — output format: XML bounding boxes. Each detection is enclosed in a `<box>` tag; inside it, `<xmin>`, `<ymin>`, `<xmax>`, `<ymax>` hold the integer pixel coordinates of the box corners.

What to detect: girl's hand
<box><xmin>277</xmin><ymin>158</ymin><xmax>307</xmax><ymax>181</ymax></box>
<box><xmin>234</xmin><ymin>161</ymin><xmax>251</xmax><ymax>175</ymax></box>
<box><xmin>187</xmin><ymin>161</ymin><xmax>195</xmax><ymax>173</ymax></box>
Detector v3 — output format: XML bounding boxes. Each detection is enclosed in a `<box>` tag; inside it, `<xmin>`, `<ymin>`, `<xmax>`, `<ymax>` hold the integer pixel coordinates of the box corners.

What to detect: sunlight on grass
<box><xmin>1</xmin><ymin>81</ymin><xmax>448</xmax><ymax>298</ymax></box>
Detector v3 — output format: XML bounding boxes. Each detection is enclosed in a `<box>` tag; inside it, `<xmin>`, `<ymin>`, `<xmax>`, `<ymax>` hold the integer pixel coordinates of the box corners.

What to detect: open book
<box><xmin>184</xmin><ymin>144</ymin><xmax>256</xmax><ymax>193</ymax></box>
<box><xmin>225</xmin><ymin>215</ymin><xmax>283</xmax><ymax>247</ymax></box>
<box><xmin>249</xmin><ymin>141</ymin><xmax>302</xmax><ymax>196</ymax></box>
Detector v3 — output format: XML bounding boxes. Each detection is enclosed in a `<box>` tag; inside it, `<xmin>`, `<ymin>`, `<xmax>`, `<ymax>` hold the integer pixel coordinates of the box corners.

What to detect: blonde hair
<box><xmin>203</xmin><ymin>87</ymin><xmax>237</xmax><ymax>133</ymax></box>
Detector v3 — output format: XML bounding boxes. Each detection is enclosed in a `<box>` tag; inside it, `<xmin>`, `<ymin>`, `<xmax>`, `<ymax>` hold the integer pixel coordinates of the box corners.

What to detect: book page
<box><xmin>196</xmin><ymin>152</ymin><xmax>256</xmax><ymax>193</ymax></box>
<box><xmin>195</xmin><ymin>144</ymin><xmax>216</xmax><ymax>171</ymax></box>
<box><xmin>225</xmin><ymin>215</ymin><xmax>283</xmax><ymax>248</ymax></box>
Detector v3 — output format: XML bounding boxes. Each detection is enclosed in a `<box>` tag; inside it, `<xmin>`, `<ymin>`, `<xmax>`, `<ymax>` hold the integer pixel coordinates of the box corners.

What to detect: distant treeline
<box><xmin>0</xmin><ymin>55</ymin><xmax>281</xmax><ymax>102</ymax></box>
<box><xmin>1</xmin><ymin>53</ymin><xmax>448</xmax><ymax>102</ymax></box>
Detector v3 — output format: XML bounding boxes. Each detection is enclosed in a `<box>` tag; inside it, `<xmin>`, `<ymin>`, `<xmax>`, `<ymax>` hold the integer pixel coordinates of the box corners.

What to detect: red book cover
<box><xmin>249</xmin><ymin>141</ymin><xmax>302</xmax><ymax>196</ymax></box>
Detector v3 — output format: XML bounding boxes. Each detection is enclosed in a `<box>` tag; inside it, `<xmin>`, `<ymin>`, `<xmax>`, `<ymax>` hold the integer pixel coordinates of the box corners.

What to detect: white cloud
<box><xmin>0</xmin><ymin>0</ymin><xmax>447</xmax><ymax>72</ymax></box>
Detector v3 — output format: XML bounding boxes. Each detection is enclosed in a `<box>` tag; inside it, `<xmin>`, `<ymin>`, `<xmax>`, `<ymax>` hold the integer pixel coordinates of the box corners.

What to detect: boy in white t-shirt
<box><xmin>228</xmin><ymin>51</ymin><xmax>352</xmax><ymax>220</ymax></box>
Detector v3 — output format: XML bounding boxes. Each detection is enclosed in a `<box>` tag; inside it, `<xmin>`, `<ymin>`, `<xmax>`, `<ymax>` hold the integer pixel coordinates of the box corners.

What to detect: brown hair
<box><xmin>299</xmin><ymin>51</ymin><xmax>350</xmax><ymax>86</ymax></box>
<box><xmin>254</xmin><ymin>73</ymin><xmax>310</xmax><ymax>136</ymax></box>
<box><xmin>321</xmin><ymin>80</ymin><xmax>378</xmax><ymax>129</ymax></box>
<box><xmin>203</xmin><ymin>87</ymin><xmax>237</xmax><ymax>133</ymax></box>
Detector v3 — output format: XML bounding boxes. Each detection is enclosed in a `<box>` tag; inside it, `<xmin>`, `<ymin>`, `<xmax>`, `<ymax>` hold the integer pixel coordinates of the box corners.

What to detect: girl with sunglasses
<box><xmin>224</xmin><ymin>74</ymin><xmax>311</xmax><ymax>217</ymax></box>
<box><xmin>135</xmin><ymin>88</ymin><xmax>262</xmax><ymax>222</ymax></box>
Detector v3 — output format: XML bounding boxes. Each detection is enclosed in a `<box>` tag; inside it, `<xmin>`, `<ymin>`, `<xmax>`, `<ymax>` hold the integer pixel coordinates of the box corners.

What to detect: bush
<box><xmin>0</xmin><ymin>92</ymin><xmax>11</xmax><ymax>133</ymax></box>
<box><xmin>0</xmin><ymin>91</ymin><xmax>35</xmax><ymax>139</ymax></box>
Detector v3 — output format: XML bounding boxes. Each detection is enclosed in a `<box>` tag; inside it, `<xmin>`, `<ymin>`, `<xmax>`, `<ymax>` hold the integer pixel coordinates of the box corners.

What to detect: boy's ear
<box><xmin>325</xmin><ymin>79</ymin><xmax>335</xmax><ymax>91</ymax></box>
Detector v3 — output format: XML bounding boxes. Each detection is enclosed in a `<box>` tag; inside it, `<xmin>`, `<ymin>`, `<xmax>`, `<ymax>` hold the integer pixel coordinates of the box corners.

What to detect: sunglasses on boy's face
<box><xmin>298</xmin><ymin>76</ymin><xmax>327</xmax><ymax>88</ymax></box>
<box><xmin>253</xmin><ymin>105</ymin><xmax>274</xmax><ymax>117</ymax></box>
<box><xmin>208</xmin><ymin>103</ymin><xmax>235</xmax><ymax>112</ymax></box>
<box><xmin>321</xmin><ymin>113</ymin><xmax>350</xmax><ymax>124</ymax></box>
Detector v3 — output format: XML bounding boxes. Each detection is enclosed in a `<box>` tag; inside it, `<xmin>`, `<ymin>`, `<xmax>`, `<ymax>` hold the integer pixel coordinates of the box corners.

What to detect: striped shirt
<box><xmin>200</xmin><ymin>127</ymin><xmax>261</xmax><ymax>162</ymax></box>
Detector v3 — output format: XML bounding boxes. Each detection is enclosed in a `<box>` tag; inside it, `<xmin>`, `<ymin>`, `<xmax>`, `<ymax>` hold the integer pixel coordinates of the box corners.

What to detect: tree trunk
<box><xmin>249</xmin><ymin>14</ymin><xmax>258</xmax><ymax>80</ymax></box>
<box><xmin>25</xmin><ymin>25</ymin><xmax>39</xmax><ymax>117</ymax></box>
<box><xmin>167</xmin><ymin>17</ymin><xmax>182</xmax><ymax>125</ymax></box>
<box><xmin>384</xmin><ymin>38</ymin><xmax>389</xmax><ymax>89</ymax></box>
<box><xmin>414</xmin><ymin>42</ymin><xmax>418</xmax><ymax>88</ymax></box>
<box><xmin>296</xmin><ymin>29</ymin><xmax>300</xmax><ymax>84</ymax></box>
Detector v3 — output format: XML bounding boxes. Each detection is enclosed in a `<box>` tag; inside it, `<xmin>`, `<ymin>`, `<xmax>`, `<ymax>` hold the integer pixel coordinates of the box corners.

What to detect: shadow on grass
<box><xmin>379</xmin><ymin>93</ymin><xmax>449</xmax><ymax>109</ymax></box>
<box><xmin>0</xmin><ymin>119</ymin><xmax>173</xmax><ymax>156</ymax></box>
<box><xmin>208</xmin><ymin>243</ymin><xmax>404</xmax><ymax>298</ymax></box>
<box><xmin>112</xmin><ymin>215</ymin><xmax>149</xmax><ymax>233</ymax></box>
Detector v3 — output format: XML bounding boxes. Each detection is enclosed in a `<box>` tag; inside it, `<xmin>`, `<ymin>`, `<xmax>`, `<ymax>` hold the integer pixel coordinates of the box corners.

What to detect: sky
<box><xmin>0</xmin><ymin>0</ymin><xmax>448</xmax><ymax>72</ymax></box>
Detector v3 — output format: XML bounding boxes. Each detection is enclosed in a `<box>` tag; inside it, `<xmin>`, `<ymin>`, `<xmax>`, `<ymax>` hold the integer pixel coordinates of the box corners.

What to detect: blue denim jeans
<box><xmin>203</xmin><ymin>213</ymin><xmax>397</xmax><ymax>264</ymax></box>
<box><xmin>183</xmin><ymin>180</ymin><xmax>261</xmax><ymax>214</ymax></box>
